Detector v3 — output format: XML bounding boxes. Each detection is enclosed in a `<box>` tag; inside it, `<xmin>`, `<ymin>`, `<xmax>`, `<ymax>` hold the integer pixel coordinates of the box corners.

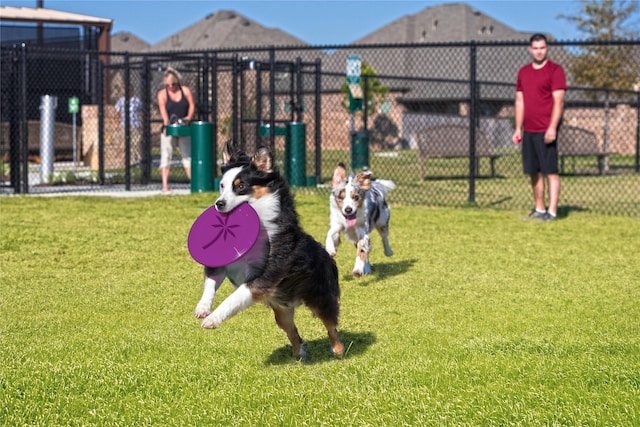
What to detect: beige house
<box><xmin>106</xmin><ymin>4</ymin><xmax>635</xmax><ymax>158</ymax></box>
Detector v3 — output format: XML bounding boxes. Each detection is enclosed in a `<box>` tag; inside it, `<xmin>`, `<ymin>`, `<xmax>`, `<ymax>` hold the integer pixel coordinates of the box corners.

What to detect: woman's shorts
<box><xmin>160</xmin><ymin>133</ymin><xmax>191</xmax><ymax>169</ymax></box>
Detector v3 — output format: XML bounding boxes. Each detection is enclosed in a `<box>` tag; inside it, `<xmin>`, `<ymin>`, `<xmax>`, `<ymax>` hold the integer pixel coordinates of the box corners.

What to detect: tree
<box><xmin>559</xmin><ymin>0</ymin><xmax>639</xmax><ymax>91</ymax></box>
<box><xmin>341</xmin><ymin>61</ymin><xmax>389</xmax><ymax>117</ymax></box>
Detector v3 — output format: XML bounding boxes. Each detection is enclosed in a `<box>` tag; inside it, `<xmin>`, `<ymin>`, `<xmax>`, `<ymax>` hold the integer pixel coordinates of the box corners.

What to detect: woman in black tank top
<box><xmin>165</xmin><ymin>86</ymin><xmax>190</xmax><ymax>124</ymax></box>
<box><xmin>158</xmin><ymin>67</ymin><xmax>196</xmax><ymax>193</ymax></box>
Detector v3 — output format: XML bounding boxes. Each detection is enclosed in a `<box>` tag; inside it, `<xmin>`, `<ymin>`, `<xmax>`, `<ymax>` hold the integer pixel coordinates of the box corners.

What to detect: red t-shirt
<box><xmin>516</xmin><ymin>60</ymin><xmax>567</xmax><ymax>133</ymax></box>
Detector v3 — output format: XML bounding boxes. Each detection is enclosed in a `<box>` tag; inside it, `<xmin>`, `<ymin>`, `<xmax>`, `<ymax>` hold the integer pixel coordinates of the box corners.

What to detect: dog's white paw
<box><xmin>353</xmin><ymin>262</ymin><xmax>373</xmax><ymax>277</ymax></box>
<box><xmin>201</xmin><ymin>314</ymin><xmax>222</xmax><ymax>329</ymax></box>
<box><xmin>296</xmin><ymin>342</ymin><xmax>309</xmax><ymax>361</ymax></box>
<box><xmin>327</xmin><ymin>249</ymin><xmax>337</xmax><ymax>257</ymax></box>
<box><xmin>194</xmin><ymin>303</ymin><xmax>211</xmax><ymax>319</ymax></box>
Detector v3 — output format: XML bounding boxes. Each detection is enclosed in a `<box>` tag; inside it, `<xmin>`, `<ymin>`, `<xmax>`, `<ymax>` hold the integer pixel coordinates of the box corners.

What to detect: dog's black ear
<box><xmin>222</xmin><ymin>140</ymin><xmax>235</xmax><ymax>165</ymax></box>
<box><xmin>253</xmin><ymin>146</ymin><xmax>273</xmax><ymax>173</ymax></box>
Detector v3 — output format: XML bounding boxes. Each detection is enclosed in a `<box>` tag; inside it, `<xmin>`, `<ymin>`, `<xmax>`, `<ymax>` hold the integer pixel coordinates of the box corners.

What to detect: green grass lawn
<box><xmin>1</xmin><ymin>194</ymin><xmax>639</xmax><ymax>425</ymax></box>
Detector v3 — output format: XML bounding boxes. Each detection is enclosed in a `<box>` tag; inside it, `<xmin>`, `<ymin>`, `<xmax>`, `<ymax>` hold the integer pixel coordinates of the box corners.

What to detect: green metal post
<box><xmin>189</xmin><ymin>121</ymin><xmax>214</xmax><ymax>193</ymax></box>
<box><xmin>351</xmin><ymin>130</ymin><xmax>370</xmax><ymax>170</ymax></box>
<box><xmin>286</xmin><ymin>122</ymin><xmax>306</xmax><ymax>187</ymax></box>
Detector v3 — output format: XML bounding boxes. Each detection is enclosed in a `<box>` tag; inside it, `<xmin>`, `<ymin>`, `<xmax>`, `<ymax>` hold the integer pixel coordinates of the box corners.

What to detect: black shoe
<box><xmin>541</xmin><ymin>212</ymin><xmax>557</xmax><ymax>221</ymax></box>
<box><xmin>526</xmin><ymin>209</ymin><xmax>546</xmax><ymax>220</ymax></box>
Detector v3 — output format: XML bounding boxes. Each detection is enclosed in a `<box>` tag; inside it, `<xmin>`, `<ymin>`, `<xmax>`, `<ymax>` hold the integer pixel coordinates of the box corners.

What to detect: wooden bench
<box><xmin>1</xmin><ymin>120</ymin><xmax>79</xmax><ymax>160</ymax></box>
<box><xmin>415</xmin><ymin>124</ymin><xmax>507</xmax><ymax>180</ymax></box>
<box><xmin>557</xmin><ymin>125</ymin><xmax>608</xmax><ymax>175</ymax></box>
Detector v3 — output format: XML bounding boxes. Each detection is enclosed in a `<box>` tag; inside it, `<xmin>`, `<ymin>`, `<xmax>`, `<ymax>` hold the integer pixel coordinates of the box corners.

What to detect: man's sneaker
<box><xmin>526</xmin><ymin>209</ymin><xmax>546</xmax><ymax>220</ymax></box>
<box><xmin>541</xmin><ymin>212</ymin><xmax>557</xmax><ymax>222</ymax></box>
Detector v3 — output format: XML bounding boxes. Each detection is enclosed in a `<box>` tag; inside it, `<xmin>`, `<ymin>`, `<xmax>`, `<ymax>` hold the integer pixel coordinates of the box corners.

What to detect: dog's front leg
<box><xmin>194</xmin><ymin>273</ymin><xmax>225</xmax><ymax>318</ymax></box>
<box><xmin>352</xmin><ymin>234</ymin><xmax>372</xmax><ymax>276</ymax></box>
<box><xmin>201</xmin><ymin>284</ymin><xmax>256</xmax><ymax>329</ymax></box>
<box><xmin>325</xmin><ymin>225</ymin><xmax>342</xmax><ymax>257</ymax></box>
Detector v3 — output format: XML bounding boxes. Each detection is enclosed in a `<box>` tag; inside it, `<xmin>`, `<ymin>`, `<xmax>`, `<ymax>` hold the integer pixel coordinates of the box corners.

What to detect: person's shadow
<box><xmin>265</xmin><ymin>330</ymin><xmax>376</xmax><ymax>365</ymax></box>
<box><xmin>556</xmin><ymin>205</ymin><xmax>589</xmax><ymax>219</ymax></box>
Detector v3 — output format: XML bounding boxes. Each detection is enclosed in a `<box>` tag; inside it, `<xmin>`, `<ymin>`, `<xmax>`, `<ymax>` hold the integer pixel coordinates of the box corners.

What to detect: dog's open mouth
<box><xmin>343</xmin><ymin>213</ymin><xmax>357</xmax><ymax>227</ymax></box>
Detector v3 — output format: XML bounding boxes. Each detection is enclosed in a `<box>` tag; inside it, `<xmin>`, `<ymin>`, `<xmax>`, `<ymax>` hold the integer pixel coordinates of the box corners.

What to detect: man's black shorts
<box><xmin>522</xmin><ymin>131</ymin><xmax>558</xmax><ymax>174</ymax></box>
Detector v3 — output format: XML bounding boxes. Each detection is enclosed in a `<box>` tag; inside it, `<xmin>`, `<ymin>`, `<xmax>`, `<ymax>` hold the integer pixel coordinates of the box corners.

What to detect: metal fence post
<box><xmin>468</xmin><ymin>42</ymin><xmax>477</xmax><ymax>204</ymax></box>
<box><xmin>268</xmin><ymin>47</ymin><xmax>276</xmax><ymax>151</ymax></box>
<box><xmin>141</xmin><ymin>56</ymin><xmax>151</xmax><ymax>185</ymax></box>
<box><xmin>97</xmin><ymin>59</ymin><xmax>105</xmax><ymax>185</ymax></box>
<box><xmin>255</xmin><ymin>60</ymin><xmax>263</xmax><ymax>144</ymax></box>
<box><xmin>315</xmin><ymin>58</ymin><xmax>322</xmax><ymax>186</ymax></box>
<box><xmin>8</xmin><ymin>46</ymin><xmax>21</xmax><ymax>193</ymax></box>
<box><xmin>636</xmin><ymin>91</ymin><xmax>640</xmax><ymax>174</ymax></box>
<box><xmin>19</xmin><ymin>43</ymin><xmax>28</xmax><ymax>193</ymax></box>
<box><xmin>211</xmin><ymin>52</ymin><xmax>218</xmax><ymax>180</ymax></box>
<box><xmin>124</xmin><ymin>53</ymin><xmax>131</xmax><ymax>190</ymax></box>
<box><xmin>231</xmin><ymin>53</ymin><xmax>239</xmax><ymax>149</ymax></box>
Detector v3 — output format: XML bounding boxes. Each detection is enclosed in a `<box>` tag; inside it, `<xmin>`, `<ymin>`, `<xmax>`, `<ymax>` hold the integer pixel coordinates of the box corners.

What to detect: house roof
<box><xmin>0</xmin><ymin>6</ymin><xmax>112</xmax><ymax>51</ymax></box>
<box><xmin>324</xmin><ymin>3</ymin><xmax>540</xmax><ymax>101</ymax></box>
<box><xmin>111</xmin><ymin>31</ymin><xmax>151</xmax><ymax>53</ymax></box>
<box><xmin>0</xmin><ymin>6</ymin><xmax>112</xmax><ymax>26</ymax></box>
<box><xmin>149</xmin><ymin>10</ymin><xmax>309</xmax><ymax>52</ymax></box>
<box><xmin>352</xmin><ymin>3</ymin><xmax>531</xmax><ymax>44</ymax></box>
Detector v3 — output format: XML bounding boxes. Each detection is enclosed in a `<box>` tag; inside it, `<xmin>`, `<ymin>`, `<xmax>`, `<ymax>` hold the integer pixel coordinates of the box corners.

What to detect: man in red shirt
<box><xmin>512</xmin><ymin>33</ymin><xmax>567</xmax><ymax>221</ymax></box>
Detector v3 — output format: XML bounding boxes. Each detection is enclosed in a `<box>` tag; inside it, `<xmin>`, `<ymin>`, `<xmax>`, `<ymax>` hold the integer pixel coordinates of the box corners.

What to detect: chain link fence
<box><xmin>1</xmin><ymin>40</ymin><xmax>638</xmax><ymax>215</ymax></box>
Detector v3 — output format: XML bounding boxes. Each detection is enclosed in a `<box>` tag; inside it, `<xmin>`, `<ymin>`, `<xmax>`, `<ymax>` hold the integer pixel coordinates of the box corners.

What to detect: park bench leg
<box><xmin>598</xmin><ymin>155</ymin><xmax>604</xmax><ymax>175</ymax></box>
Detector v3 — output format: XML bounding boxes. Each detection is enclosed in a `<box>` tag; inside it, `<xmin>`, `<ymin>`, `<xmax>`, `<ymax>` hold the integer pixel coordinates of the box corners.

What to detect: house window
<box><xmin>478</xmin><ymin>24</ymin><xmax>494</xmax><ymax>36</ymax></box>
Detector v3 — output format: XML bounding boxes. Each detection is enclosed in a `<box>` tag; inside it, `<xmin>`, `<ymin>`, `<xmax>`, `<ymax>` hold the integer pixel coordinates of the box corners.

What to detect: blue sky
<box><xmin>2</xmin><ymin>0</ymin><xmax>639</xmax><ymax>45</ymax></box>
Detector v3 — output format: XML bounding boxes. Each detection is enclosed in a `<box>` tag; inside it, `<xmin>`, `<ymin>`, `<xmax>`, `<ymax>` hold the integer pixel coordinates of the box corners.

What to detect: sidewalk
<box><xmin>1</xmin><ymin>184</ymin><xmax>193</xmax><ymax>198</ymax></box>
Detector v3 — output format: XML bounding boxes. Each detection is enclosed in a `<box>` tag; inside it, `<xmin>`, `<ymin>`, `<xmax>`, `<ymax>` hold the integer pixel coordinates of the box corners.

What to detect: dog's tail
<box><xmin>374</xmin><ymin>179</ymin><xmax>396</xmax><ymax>196</ymax></box>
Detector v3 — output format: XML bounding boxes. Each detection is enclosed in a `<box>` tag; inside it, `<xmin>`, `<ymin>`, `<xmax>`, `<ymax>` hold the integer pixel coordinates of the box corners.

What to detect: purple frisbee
<box><xmin>187</xmin><ymin>202</ymin><xmax>260</xmax><ymax>267</ymax></box>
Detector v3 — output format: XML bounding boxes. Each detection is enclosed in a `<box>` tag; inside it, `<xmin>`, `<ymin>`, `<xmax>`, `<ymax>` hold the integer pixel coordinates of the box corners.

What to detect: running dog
<box><xmin>325</xmin><ymin>163</ymin><xmax>395</xmax><ymax>276</ymax></box>
<box><xmin>194</xmin><ymin>142</ymin><xmax>344</xmax><ymax>360</ymax></box>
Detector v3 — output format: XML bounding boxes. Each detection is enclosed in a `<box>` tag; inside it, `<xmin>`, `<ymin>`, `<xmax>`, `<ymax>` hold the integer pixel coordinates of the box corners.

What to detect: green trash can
<box><xmin>189</xmin><ymin>121</ymin><xmax>214</xmax><ymax>193</ymax></box>
<box><xmin>286</xmin><ymin>122</ymin><xmax>306</xmax><ymax>187</ymax></box>
<box><xmin>351</xmin><ymin>130</ymin><xmax>370</xmax><ymax>170</ymax></box>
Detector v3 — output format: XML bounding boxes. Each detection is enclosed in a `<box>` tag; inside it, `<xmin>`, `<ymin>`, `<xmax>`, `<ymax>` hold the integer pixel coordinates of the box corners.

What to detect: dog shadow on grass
<box><xmin>265</xmin><ymin>330</ymin><xmax>377</xmax><ymax>365</ymax></box>
<box><xmin>340</xmin><ymin>258</ymin><xmax>419</xmax><ymax>285</ymax></box>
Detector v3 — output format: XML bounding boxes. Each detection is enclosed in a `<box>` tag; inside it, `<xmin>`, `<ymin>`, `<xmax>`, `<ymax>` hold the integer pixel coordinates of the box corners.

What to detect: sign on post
<box><xmin>68</xmin><ymin>97</ymin><xmax>79</xmax><ymax>171</ymax></box>
<box><xmin>346</xmin><ymin>54</ymin><xmax>363</xmax><ymax>113</ymax></box>
<box><xmin>346</xmin><ymin>54</ymin><xmax>361</xmax><ymax>85</ymax></box>
<box><xmin>68</xmin><ymin>97</ymin><xmax>79</xmax><ymax>114</ymax></box>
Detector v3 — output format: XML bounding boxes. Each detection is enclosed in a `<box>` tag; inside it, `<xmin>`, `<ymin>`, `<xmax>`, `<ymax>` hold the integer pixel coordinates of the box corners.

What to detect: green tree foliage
<box><xmin>559</xmin><ymin>0</ymin><xmax>639</xmax><ymax>91</ymax></box>
<box><xmin>341</xmin><ymin>61</ymin><xmax>389</xmax><ymax>116</ymax></box>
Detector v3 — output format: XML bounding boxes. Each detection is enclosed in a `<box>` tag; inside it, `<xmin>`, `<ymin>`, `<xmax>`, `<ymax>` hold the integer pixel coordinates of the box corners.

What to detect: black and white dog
<box><xmin>194</xmin><ymin>143</ymin><xmax>344</xmax><ymax>359</ymax></box>
<box><xmin>325</xmin><ymin>163</ymin><xmax>395</xmax><ymax>276</ymax></box>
